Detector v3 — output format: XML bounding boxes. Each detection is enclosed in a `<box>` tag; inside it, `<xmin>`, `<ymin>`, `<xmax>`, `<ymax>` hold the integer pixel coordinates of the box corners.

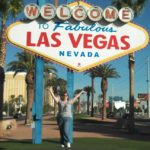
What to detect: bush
<box><xmin>3</xmin><ymin>102</ymin><xmax>15</xmax><ymax>116</ymax></box>
<box><xmin>21</xmin><ymin>104</ymin><xmax>27</xmax><ymax>114</ymax></box>
<box><xmin>134</xmin><ymin>107</ymin><xmax>142</xmax><ymax>113</ymax></box>
<box><xmin>43</xmin><ymin>104</ymin><xmax>54</xmax><ymax>114</ymax></box>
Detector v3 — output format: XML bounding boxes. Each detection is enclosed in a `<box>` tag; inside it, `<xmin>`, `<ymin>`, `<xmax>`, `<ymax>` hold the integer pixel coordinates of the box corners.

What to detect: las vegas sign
<box><xmin>7</xmin><ymin>1</ymin><xmax>149</xmax><ymax>72</ymax></box>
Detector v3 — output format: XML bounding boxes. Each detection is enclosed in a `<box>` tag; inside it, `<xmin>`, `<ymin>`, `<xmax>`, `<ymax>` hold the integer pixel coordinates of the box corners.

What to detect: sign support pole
<box><xmin>32</xmin><ymin>0</ymin><xmax>45</xmax><ymax>144</ymax></box>
<box><xmin>65</xmin><ymin>0</ymin><xmax>75</xmax><ymax>143</ymax></box>
<box><xmin>67</xmin><ymin>0</ymin><xmax>74</xmax><ymax>145</ymax></box>
<box><xmin>67</xmin><ymin>69</ymin><xmax>74</xmax><ymax>143</ymax></box>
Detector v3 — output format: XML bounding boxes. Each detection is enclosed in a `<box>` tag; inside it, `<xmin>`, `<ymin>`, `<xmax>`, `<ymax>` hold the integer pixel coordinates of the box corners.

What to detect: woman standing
<box><xmin>49</xmin><ymin>88</ymin><xmax>85</xmax><ymax>148</ymax></box>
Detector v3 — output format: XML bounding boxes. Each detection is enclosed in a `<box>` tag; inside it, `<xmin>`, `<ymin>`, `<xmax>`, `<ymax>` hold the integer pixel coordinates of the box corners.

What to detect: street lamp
<box><xmin>54</xmin><ymin>85</ymin><xmax>60</xmax><ymax>116</ymax></box>
<box><xmin>18</xmin><ymin>95</ymin><xmax>22</xmax><ymax>114</ymax></box>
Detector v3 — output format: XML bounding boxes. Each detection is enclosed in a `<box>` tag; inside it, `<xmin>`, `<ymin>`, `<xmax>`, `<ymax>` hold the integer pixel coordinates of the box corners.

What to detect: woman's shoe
<box><xmin>61</xmin><ymin>144</ymin><xmax>65</xmax><ymax>148</ymax></box>
<box><xmin>67</xmin><ymin>143</ymin><xmax>71</xmax><ymax>148</ymax></box>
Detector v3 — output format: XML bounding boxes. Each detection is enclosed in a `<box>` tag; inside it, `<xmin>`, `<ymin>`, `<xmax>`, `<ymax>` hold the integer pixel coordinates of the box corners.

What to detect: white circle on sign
<box><xmin>24</xmin><ymin>3</ymin><xmax>40</xmax><ymax>20</ymax></box>
<box><xmin>119</xmin><ymin>7</ymin><xmax>134</xmax><ymax>23</ymax></box>
<box><xmin>72</xmin><ymin>5</ymin><xmax>87</xmax><ymax>21</ymax></box>
<box><xmin>103</xmin><ymin>6</ymin><xmax>118</xmax><ymax>22</ymax></box>
<box><xmin>87</xmin><ymin>6</ymin><xmax>103</xmax><ymax>22</ymax></box>
<box><xmin>56</xmin><ymin>5</ymin><xmax>71</xmax><ymax>21</ymax></box>
<box><xmin>40</xmin><ymin>4</ymin><xmax>56</xmax><ymax>20</ymax></box>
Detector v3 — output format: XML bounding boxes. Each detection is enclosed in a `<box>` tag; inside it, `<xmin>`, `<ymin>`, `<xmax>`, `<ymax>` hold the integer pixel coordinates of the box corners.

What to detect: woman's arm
<box><xmin>69</xmin><ymin>90</ymin><xmax>85</xmax><ymax>104</ymax></box>
<box><xmin>49</xmin><ymin>87</ymin><xmax>60</xmax><ymax>103</ymax></box>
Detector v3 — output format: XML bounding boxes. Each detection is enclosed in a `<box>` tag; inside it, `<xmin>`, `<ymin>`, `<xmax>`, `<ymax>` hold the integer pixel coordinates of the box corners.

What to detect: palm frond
<box><xmin>91</xmin><ymin>64</ymin><xmax>120</xmax><ymax>79</ymax></box>
<box><xmin>0</xmin><ymin>0</ymin><xmax>23</xmax><ymax>20</ymax></box>
<box><xmin>112</xmin><ymin>0</ymin><xmax>147</xmax><ymax>16</ymax></box>
<box><xmin>84</xmin><ymin>68</ymin><xmax>97</xmax><ymax>78</ymax></box>
<box><xmin>74</xmin><ymin>89</ymin><xmax>82</xmax><ymax>95</ymax></box>
<box><xmin>44</xmin><ymin>64</ymin><xmax>57</xmax><ymax>75</ymax></box>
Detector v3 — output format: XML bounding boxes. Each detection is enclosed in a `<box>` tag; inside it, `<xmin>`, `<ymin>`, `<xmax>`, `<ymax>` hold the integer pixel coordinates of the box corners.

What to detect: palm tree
<box><xmin>0</xmin><ymin>0</ymin><xmax>23</xmax><ymax>119</ymax></box>
<box><xmin>94</xmin><ymin>64</ymin><xmax>120</xmax><ymax>120</ymax></box>
<box><xmin>7</xmin><ymin>52</ymin><xmax>57</xmax><ymax>124</ymax></box>
<box><xmin>112</xmin><ymin>0</ymin><xmax>147</xmax><ymax>133</ymax></box>
<box><xmin>74</xmin><ymin>89</ymin><xmax>82</xmax><ymax>113</ymax></box>
<box><xmin>84</xmin><ymin>69</ymin><xmax>97</xmax><ymax>117</ymax></box>
<box><xmin>84</xmin><ymin>86</ymin><xmax>92</xmax><ymax>115</ymax></box>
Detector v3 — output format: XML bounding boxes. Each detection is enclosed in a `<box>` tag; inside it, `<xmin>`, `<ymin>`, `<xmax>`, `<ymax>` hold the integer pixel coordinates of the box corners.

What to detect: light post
<box><xmin>18</xmin><ymin>95</ymin><xmax>22</xmax><ymax>114</ymax></box>
<box><xmin>44</xmin><ymin>72</ymin><xmax>49</xmax><ymax>105</ymax></box>
<box><xmin>54</xmin><ymin>85</ymin><xmax>60</xmax><ymax>117</ymax></box>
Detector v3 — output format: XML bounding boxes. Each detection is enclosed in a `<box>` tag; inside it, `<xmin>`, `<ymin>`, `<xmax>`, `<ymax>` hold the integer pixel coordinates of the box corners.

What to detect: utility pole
<box><xmin>147</xmin><ymin>57</ymin><xmax>150</xmax><ymax>118</ymax></box>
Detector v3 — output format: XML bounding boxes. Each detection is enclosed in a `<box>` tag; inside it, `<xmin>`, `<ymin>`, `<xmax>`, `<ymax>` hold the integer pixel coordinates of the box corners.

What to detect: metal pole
<box><xmin>147</xmin><ymin>57</ymin><xmax>150</xmax><ymax>118</ymax></box>
<box><xmin>67</xmin><ymin>0</ymin><xmax>74</xmax><ymax>144</ymax></box>
<box><xmin>67</xmin><ymin>69</ymin><xmax>74</xmax><ymax>143</ymax></box>
<box><xmin>32</xmin><ymin>58</ymin><xmax>44</xmax><ymax>144</ymax></box>
<box><xmin>32</xmin><ymin>0</ymin><xmax>45</xmax><ymax>144</ymax></box>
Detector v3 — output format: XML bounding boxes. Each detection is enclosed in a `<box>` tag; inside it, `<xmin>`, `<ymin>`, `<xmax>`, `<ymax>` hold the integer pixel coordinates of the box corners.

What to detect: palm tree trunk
<box><xmin>128</xmin><ymin>53</ymin><xmax>135</xmax><ymax>133</ymax></box>
<box><xmin>0</xmin><ymin>20</ymin><xmax>7</xmax><ymax>120</ymax></box>
<box><xmin>91</xmin><ymin>77</ymin><xmax>94</xmax><ymax>117</ymax></box>
<box><xmin>25</xmin><ymin>83</ymin><xmax>34</xmax><ymax>124</ymax></box>
<box><xmin>0</xmin><ymin>67</ymin><xmax>5</xmax><ymax>120</ymax></box>
<box><xmin>101</xmin><ymin>78</ymin><xmax>108</xmax><ymax>120</ymax></box>
<box><xmin>0</xmin><ymin>21</ymin><xmax>7</xmax><ymax>66</ymax></box>
<box><xmin>87</xmin><ymin>94</ymin><xmax>90</xmax><ymax>115</ymax></box>
<box><xmin>102</xmin><ymin>91</ymin><xmax>107</xmax><ymax>120</ymax></box>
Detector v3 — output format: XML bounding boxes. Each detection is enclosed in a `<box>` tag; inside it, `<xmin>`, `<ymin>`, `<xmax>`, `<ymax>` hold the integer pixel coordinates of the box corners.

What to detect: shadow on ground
<box><xmin>73</xmin><ymin>117</ymin><xmax>150</xmax><ymax>141</ymax></box>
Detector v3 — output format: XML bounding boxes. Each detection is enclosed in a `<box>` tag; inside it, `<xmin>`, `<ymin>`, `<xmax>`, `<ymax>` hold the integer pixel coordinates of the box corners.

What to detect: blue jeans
<box><xmin>57</xmin><ymin>117</ymin><xmax>72</xmax><ymax>144</ymax></box>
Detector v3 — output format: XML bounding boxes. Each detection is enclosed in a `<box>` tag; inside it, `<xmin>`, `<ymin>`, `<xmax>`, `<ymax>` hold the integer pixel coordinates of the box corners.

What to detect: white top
<box><xmin>58</xmin><ymin>101</ymin><xmax>72</xmax><ymax>118</ymax></box>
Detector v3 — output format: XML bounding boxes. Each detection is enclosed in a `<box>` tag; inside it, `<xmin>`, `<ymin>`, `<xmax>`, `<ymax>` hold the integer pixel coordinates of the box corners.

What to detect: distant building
<box><xmin>113</xmin><ymin>101</ymin><xmax>126</xmax><ymax>110</ymax></box>
<box><xmin>109</xmin><ymin>96</ymin><xmax>123</xmax><ymax>102</ymax></box>
<box><xmin>4</xmin><ymin>71</ymin><xmax>56</xmax><ymax>109</ymax></box>
<box><xmin>4</xmin><ymin>72</ymin><xmax>27</xmax><ymax>103</ymax></box>
<box><xmin>109</xmin><ymin>96</ymin><xmax>125</xmax><ymax>113</ymax></box>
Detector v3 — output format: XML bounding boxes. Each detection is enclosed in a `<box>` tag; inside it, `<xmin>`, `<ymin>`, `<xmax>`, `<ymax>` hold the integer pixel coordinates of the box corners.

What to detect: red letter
<box><xmin>90</xmin><ymin>9</ymin><xmax>101</xmax><ymax>18</ymax></box>
<box><xmin>121</xmin><ymin>36</ymin><xmax>130</xmax><ymax>50</ymax></box>
<box><xmin>51</xmin><ymin>33</ymin><xmax>61</xmax><ymax>47</ymax></box>
<box><xmin>26</xmin><ymin>6</ymin><xmax>38</xmax><ymax>16</ymax></box>
<box><xmin>105</xmin><ymin>9</ymin><xmax>116</xmax><ymax>19</ymax></box>
<box><xmin>26</xmin><ymin>32</ymin><xmax>36</xmax><ymax>46</ymax></box>
<box><xmin>75</xmin><ymin>8</ymin><xmax>84</xmax><ymax>18</ymax></box>
<box><xmin>37</xmin><ymin>32</ymin><xmax>50</xmax><ymax>47</ymax></box>
<box><xmin>122</xmin><ymin>10</ymin><xmax>130</xmax><ymax>20</ymax></box>
<box><xmin>68</xmin><ymin>33</ymin><xmax>82</xmax><ymax>48</ymax></box>
<box><xmin>44</xmin><ymin>6</ymin><xmax>52</xmax><ymax>17</ymax></box>
<box><xmin>93</xmin><ymin>35</ymin><xmax>107</xmax><ymax>49</ymax></box>
<box><xmin>60</xmin><ymin>7</ymin><xmax>68</xmax><ymax>18</ymax></box>
<box><xmin>84</xmin><ymin>34</ymin><xmax>92</xmax><ymax>48</ymax></box>
<box><xmin>108</xmin><ymin>35</ymin><xmax>119</xmax><ymax>49</ymax></box>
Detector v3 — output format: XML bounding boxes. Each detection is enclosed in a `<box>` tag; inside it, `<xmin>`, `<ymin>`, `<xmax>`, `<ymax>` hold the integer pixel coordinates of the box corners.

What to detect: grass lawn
<box><xmin>0</xmin><ymin>138</ymin><xmax>150</xmax><ymax>150</ymax></box>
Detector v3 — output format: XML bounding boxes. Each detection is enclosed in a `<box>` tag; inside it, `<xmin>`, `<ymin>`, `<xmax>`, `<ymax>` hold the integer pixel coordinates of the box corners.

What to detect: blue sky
<box><xmin>5</xmin><ymin>0</ymin><xmax>150</xmax><ymax>102</ymax></box>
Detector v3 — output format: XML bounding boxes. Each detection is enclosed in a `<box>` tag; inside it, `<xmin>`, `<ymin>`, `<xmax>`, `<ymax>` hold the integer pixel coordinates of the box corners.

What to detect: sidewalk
<box><xmin>0</xmin><ymin>115</ymin><xmax>150</xmax><ymax>141</ymax></box>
